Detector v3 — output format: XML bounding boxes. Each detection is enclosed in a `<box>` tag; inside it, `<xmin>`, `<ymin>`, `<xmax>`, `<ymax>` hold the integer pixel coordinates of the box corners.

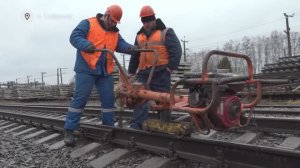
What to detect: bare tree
<box><xmin>189</xmin><ymin>30</ymin><xmax>300</xmax><ymax>74</ymax></box>
<box><xmin>255</xmin><ymin>37</ymin><xmax>264</xmax><ymax>73</ymax></box>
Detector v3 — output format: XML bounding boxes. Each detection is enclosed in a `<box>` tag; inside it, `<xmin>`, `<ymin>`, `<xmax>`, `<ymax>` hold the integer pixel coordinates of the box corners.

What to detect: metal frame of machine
<box><xmin>95</xmin><ymin>49</ymin><xmax>262</xmax><ymax>135</ymax></box>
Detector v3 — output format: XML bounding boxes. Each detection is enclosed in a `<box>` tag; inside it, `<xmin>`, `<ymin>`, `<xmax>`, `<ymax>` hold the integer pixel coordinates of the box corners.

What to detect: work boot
<box><xmin>64</xmin><ymin>130</ymin><xmax>75</xmax><ymax>146</ymax></box>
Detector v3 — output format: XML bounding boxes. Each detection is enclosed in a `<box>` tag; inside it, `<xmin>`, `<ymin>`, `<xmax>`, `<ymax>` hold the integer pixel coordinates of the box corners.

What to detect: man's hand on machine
<box><xmin>85</xmin><ymin>45</ymin><xmax>96</xmax><ymax>53</ymax></box>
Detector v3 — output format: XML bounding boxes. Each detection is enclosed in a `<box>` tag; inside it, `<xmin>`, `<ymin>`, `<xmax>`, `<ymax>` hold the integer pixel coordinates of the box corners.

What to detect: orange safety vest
<box><xmin>81</xmin><ymin>17</ymin><xmax>118</xmax><ymax>74</ymax></box>
<box><xmin>137</xmin><ymin>29</ymin><xmax>169</xmax><ymax>70</ymax></box>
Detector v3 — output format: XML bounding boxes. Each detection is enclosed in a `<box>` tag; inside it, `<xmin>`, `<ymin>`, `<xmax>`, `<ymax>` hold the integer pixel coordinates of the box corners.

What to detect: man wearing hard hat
<box><xmin>64</xmin><ymin>4</ymin><xmax>136</xmax><ymax>146</ymax></box>
<box><xmin>128</xmin><ymin>5</ymin><xmax>182</xmax><ymax>129</ymax></box>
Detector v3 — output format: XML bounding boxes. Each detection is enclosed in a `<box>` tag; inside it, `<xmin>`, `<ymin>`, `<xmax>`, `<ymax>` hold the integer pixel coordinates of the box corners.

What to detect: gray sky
<box><xmin>0</xmin><ymin>0</ymin><xmax>299</xmax><ymax>85</ymax></box>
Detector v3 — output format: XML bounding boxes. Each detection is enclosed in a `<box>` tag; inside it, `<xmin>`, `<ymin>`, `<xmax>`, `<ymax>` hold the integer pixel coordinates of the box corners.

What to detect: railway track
<box><xmin>243</xmin><ymin>105</ymin><xmax>300</xmax><ymax>134</ymax></box>
<box><xmin>1</xmin><ymin>104</ymin><xmax>300</xmax><ymax>167</ymax></box>
<box><xmin>2</xmin><ymin>104</ymin><xmax>300</xmax><ymax>134</ymax></box>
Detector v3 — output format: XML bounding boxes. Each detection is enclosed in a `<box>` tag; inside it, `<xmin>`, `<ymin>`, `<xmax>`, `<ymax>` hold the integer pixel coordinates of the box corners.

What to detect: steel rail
<box><xmin>256</xmin><ymin>105</ymin><xmax>300</xmax><ymax>108</ymax></box>
<box><xmin>244</xmin><ymin>116</ymin><xmax>300</xmax><ymax>134</ymax></box>
<box><xmin>2</xmin><ymin>105</ymin><xmax>300</xmax><ymax>134</ymax></box>
<box><xmin>244</xmin><ymin>109</ymin><xmax>300</xmax><ymax>115</ymax></box>
<box><xmin>1</xmin><ymin>110</ymin><xmax>300</xmax><ymax>168</ymax></box>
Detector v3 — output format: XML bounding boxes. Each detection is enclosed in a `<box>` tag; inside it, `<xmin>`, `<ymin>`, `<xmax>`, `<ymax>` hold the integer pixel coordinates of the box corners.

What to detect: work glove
<box><xmin>85</xmin><ymin>45</ymin><xmax>96</xmax><ymax>53</ymax></box>
<box><xmin>128</xmin><ymin>45</ymin><xmax>139</xmax><ymax>55</ymax></box>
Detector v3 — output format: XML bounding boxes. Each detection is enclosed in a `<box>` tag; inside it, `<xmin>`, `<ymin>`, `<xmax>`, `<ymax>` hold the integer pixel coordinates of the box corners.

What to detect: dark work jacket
<box><xmin>128</xmin><ymin>19</ymin><xmax>182</xmax><ymax>74</ymax></box>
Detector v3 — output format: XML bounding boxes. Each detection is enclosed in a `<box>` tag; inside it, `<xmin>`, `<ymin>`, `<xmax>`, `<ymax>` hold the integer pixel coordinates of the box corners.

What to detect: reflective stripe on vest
<box><xmin>81</xmin><ymin>17</ymin><xmax>118</xmax><ymax>74</ymax></box>
<box><xmin>137</xmin><ymin>28</ymin><xmax>170</xmax><ymax>70</ymax></box>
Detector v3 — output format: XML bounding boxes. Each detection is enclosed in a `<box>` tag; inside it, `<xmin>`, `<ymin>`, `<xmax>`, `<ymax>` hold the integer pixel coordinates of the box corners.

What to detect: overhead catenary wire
<box><xmin>189</xmin><ymin>18</ymin><xmax>284</xmax><ymax>42</ymax></box>
<box><xmin>188</xmin><ymin>17</ymin><xmax>299</xmax><ymax>51</ymax></box>
<box><xmin>189</xmin><ymin>31</ymin><xmax>273</xmax><ymax>50</ymax></box>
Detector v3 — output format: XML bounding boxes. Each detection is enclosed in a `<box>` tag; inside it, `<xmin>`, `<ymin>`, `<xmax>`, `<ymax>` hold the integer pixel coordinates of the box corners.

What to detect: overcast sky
<box><xmin>0</xmin><ymin>0</ymin><xmax>299</xmax><ymax>85</ymax></box>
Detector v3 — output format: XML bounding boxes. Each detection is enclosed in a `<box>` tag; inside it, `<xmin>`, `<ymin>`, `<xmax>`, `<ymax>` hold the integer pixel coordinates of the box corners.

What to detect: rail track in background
<box><xmin>1</xmin><ymin>104</ymin><xmax>300</xmax><ymax>167</ymax></box>
<box><xmin>1</xmin><ymin>103</ymin><xmax>300</xmax><ymax>133</ymax></box>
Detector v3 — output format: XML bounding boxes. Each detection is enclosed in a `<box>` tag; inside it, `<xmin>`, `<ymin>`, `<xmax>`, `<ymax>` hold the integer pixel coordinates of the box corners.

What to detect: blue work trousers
<box><xmin>130</xmin><ymin>66</ymin><xmax>171</xmax><ymax>129</ymax></box>
<box><xmin>64</xmin><ymin>72</ymin><xmax>115</xmax><ymax>131</ymax></box>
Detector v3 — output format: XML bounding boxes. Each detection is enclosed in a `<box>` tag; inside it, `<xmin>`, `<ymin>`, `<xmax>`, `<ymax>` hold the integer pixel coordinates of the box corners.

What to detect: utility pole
<box><xmin>284</xmin><ymin>13</ymin><xmax>294</xmax><ymax>57</ymax></box>
<box><xmin>41</xmin><ymin>72</ymin><xmax>46</xmax><ymax>86</ymax></box>
<box><xmin>59</xmin><ymin>68</ymin><xmax>67</xmax><ymax>85</ymax></box>
<box><xmin>57</xmin><ymin>68</ymin><xmax>60</xmax><ymax>85</ymax></box>
<box><xmin>33</xmin><ymin>78</ymin><xmax>37</xmax><ymax>88</ymax></box>
<box><xmin>15</xmin><ymin>78</ymin><xmax>20</xmax><ymax>84</ymax></box>
<box><xmin>27</xmin><ymin>75</ymin><xmax>32</xmax><ymax>85</ymax></box>
<box><xmin>181</xmin><ymin>36</ymin><xmax>188</xmax><ymax>62</ymax></box>
<box><xmin>60</xmin><ymin>68</ymin><xmax>62</xmax><ymax>84</ymax></box>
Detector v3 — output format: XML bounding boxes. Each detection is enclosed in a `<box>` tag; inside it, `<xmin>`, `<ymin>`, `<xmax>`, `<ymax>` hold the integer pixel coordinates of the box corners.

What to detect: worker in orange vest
<box><xmin>128</xmin><ymin>5</ymin><xmax>182</xmax><ymax>129</ymax></box>
<box><xmin>65</xmin><ymin>4</ymin><xmax>136</xmax><ymax>146</ymax></box>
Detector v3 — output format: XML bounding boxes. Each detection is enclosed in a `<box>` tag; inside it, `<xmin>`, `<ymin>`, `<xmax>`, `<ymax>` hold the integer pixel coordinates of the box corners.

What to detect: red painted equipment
<box><xmin>94</xmin><ymin>49</ymin><xmax>262</xmax><ymax>134</ymax></box>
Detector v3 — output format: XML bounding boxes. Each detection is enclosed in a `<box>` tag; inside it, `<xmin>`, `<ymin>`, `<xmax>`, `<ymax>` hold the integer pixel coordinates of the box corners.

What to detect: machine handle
<box><xmin>94</xmin><ymin>49</ymin><xmax>131</xmax><ymax>87</ymax></box>
<box><xmin>94</xmin><ymin>48</ymin><xmax>159</xmax><ymax>90</ymax></box>
<box><xmin>201</xmin><ymin>50</ymin><xmax>254</xmax><ymax>81</ymax></box>
<box><xmin>131</xmin><ymin>49</ymin><xmax>159</xmax><ymax>89</ymax></box>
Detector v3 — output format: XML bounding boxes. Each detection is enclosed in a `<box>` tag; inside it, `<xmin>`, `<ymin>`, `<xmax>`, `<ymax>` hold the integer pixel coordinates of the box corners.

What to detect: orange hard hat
<box><xmin>140</xmin><ymin>5</ymin><xmax>155</xmax><ymax>17</ymax></box>
<box><xmin>107</xmin><ymin>5</ymin><xmax>122</xmax><ymax>23</ymax></box>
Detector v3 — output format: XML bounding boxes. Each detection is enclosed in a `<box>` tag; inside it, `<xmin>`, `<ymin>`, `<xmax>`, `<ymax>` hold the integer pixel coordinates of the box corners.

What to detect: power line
<box><xmin>190</xmin><ymin>18</ymin><xmax>284</xmax><ymax>42</ymax></box>
<box><xmin>189</xmin><ymin>31</ymin><xmax>277</xmax><ymax>50</ymax></box>
<box><xmin>189</xmin><ymin>30</ymin><xmax>283</xmax><ymax>51</ymax></box>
